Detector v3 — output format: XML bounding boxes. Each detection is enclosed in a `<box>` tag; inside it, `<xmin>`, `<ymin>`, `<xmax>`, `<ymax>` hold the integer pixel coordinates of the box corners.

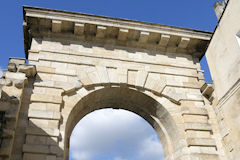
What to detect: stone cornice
<box><xmin>23</xmin><ymin>6</ymin><xmax>212</xmax><ymax>59</ymax></box>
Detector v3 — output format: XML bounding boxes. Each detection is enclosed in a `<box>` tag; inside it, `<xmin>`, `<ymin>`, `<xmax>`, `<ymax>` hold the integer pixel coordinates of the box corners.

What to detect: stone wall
<box><xmin>206</xmin><ymin>0</ymin><xmax>240</xmax><ymax>159</ymax></box>
<box><xmin>0</xmin><ymin>58</ymin><xmax>36</xmax><ymax>160</ymax></box>
<box><xmin>19</xmin><ymin>35</ymin><xmax>224</xmax><ymax>160</ymax></box>
<box><xmin>0</xmin><ymin>6</ymin><xmax>229</xmax><ymax>160</ymax></box>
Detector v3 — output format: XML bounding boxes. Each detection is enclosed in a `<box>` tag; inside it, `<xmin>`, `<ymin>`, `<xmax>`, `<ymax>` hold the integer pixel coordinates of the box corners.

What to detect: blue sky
<box><xmin>0</xmin><ymin>0</ymin><xmax>218</xmax><ymax>159</ymax></box>
<box><xmin>70</xmin><ymin>109</ymin><xmax>164</xmax><ymax>160</ymax></box>
<box><xmin>0</xmin><ymin>0</ymin><xmax>217</xmax><ymax>82</ymax></box>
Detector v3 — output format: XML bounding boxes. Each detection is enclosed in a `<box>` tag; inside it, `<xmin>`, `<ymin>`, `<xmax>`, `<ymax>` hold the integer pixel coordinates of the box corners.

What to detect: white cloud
<box><xmin>114</xmin><ymin>157</ymin><xmax>128</xmax><ymax>160</ymax></box>
<box><xmin>70</xmin><ymin>109</ymin><xmax>164</xmax><ymax>160</ymax></box>
<box><xmin>0</xmin><ymin>67</ymin><xmax>2</xmax><ymax>78</ymax></box>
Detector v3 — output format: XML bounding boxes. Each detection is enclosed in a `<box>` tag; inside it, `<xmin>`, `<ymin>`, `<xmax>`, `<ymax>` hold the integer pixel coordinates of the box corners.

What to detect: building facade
<box><xmin>207</xmin><ymin>0</ymin><xmax>240</xmax><ymax>159</ymax></box>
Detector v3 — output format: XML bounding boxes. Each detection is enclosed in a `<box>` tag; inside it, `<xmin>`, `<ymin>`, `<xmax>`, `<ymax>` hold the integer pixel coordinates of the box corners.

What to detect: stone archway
<box><xmin>63</xmin><ymin>87</ymin><xmax>183</xmax><ymax>160</ymax></box>
<box><xmin>0</xmin><ymin>6</ymin><xmax>226</xmax><ymax>160</ymax></box>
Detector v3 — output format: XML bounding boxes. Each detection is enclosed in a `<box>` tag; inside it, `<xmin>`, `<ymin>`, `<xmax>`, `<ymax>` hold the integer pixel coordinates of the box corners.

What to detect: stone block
<box><xmin>51</xmin><ymin>75</ymin><xmax>68</xmax><ymax>82</ymax></box>
<box><xmin>185</xmin><ymin>123</ymin><xmax>212</xmax><ymax>132</ymax></box>
<box><xmin>8</xmin><ymin>62</ymin><xmax>17</xmax><ymax>72</ymax></box>
<box><xmin>23</xmin><ymin>153</ymin><xmax>56</xmax><ymax>160</ymax></box>
<box><xmin>189</xmin><ymin>153</ymin><xmax>219</xmax><ymax>160</ymax></box>
<box><xmin>36</xmin><ymin>73</ymin><xmax>52</xmax><ymax>81</ymax></box>
<box><xmin>23</xmin><ymin>144</ymin><xmax>50</xmax><ymax>154</ymax></box>
<box><xmin>34</xmin><ymin>80</ymin><xmax>55</xmax><ymax>88</ymax></box>
<box><xmin>135</xmin><ymin>70</ymin><xmax>148</xmax><ymax>87</ymax></box>
<box><xmin>18</xmin><ymin>64</ymin><xmax>36</xmax><ymax>77</ymax></box>
<box><xmin>0</xmin><ymin>146</ymin><xmax>11</xmax><ymax>156</ymax></box>
<box><xmin>56</xmin><ymin>68</ymin><xmax>76</xmax><ymax>76</ymax></box>
<box><xmin>28</xmin><ymin>109</ymin><xmax>61</xmax><ymax>120</ymax></box>
<box><xmin>52</xmin><ymin>20</ymin><xmax>62</xmax><ymax>33</ymax></box>
<box><xmin>33</xmin><ymin>87</ymin><xmax>63</xmax><ymax>96</ymax></box>
<box><xmin>183</xmin><ymin>115</ymin><xmax>208</xmax><ymax>123</ymax></box>
<box><xmin>186</xmin><ymin>130</ymin><xmax>211</xmax><ymax>138</ymax></box>
<box><xmin>117</xmin><ymin>68</ymin><xmax>127</xmax><ymax>84</ymax></box>
<box><xmin>74</xmin><ymin>22</ymin><xmax>84</xmax><ymax>35</ymax></box>
<box><xmin>162</xmin><ymin>87</ymin><xmax>185</xmax><ymax>104</ymax></box>
<box><xmin>187</xmin><ymin>138</ymin><xmax>216</xmax><ymax>148</ymax></box>
<box><xmin>14</xmin><ymin>79</ymin><xmax>25</xmax><ymax>89</ymax></box>
<box><xmin>28</xmin><ymin>52</ymin><xmax>39</xmax><ymax>61</ymax></box>
<box><xmin>29</xmin><ymin>103</ymin><xmax>61</xmax><ymax>112</ymax></box>
<box><xmin>107</xmin><ymin>67</ymin><xmax>118</xmax><ymax>84</ymax></box>
<box><xmin>95</xmin><ymin>66</ymin><xmax>109</xmax><ymax>84</ymax></box>
<box><xmin>127</xmin><ymin>70</ymin><xmax>137</xmax><ymax>86</ymax></box>
<box><xmin>54</xmin><ymin>81</ymin><xmax>79</xmax><ymax>93</ymax></box>
<box><xmin>181</xmin><ymin>107</ymin><xmax>208</xmax><ymax>117</ymax></box>
<box><xmin>26</xmin><ymin>135</ymin><xmax>58</xmax><ymax>145</ymax></box>
<box><xmin>85</xmin><ymin>67</ymin><xmax>100</xmax><ymax>84</ymax></box>
<box><xmin>189</xmin><ymin>146</ymin><xmax>217</xmax><ymax>154</ymax></box>
<box><xmin>37</xmin><ymin>66</ymin><xmax>56</xmax><ymax>74</ymax></box>
<box><xmin>31</xmin><ymin>93</ymin><xmax>62</xmax><ymax>104</ymax></box>
<box><xmin>26</xmin><ymin>127</ymin><xmax>60</xmax><ymax>137</ymax></box>
<box><xmin>29</xmin><ymin>118</ymin><xmax>59</xmax><ymax>128</ymax></box>
<box><xmin>0</xmin><ymin>101</ymin><xmax>11</xmax><ymax>111</ymax></box>
<box><xmin>9</xmin><ymin>57</ymin><xmax>26</xmax><ymax>65</ymax></box>
<box><xmin>5</xmin><ymin>72</ymin><xmax>26</xmax><ymax>80</ymax></box>
<box><xmin>0</xmin><ymin>79</ymin><xmax>12</xmax><ymax>86</ymax></box>
<box><xmin>2</xmin><ymin>86</ymin><xmax>23</xmax><ymax>98</ymax></box>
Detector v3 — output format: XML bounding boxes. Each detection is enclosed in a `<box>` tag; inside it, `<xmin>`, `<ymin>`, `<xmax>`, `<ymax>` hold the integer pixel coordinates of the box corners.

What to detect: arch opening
<box><xmin>64</xmin><ymin>87</ymin><xmax>183</xmax><ymax>160</ymax></box>
<box><xmin>69</xmin><ymin>108</ymin><xmax>164</xmax><ymax>160</ymax></box>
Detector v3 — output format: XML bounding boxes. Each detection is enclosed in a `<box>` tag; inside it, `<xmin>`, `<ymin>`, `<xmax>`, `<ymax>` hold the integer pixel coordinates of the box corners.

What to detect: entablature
<box><xmin>23</xmin><ymin>6</ymin><xmax>212</xmax><ymax>59</ymax></box>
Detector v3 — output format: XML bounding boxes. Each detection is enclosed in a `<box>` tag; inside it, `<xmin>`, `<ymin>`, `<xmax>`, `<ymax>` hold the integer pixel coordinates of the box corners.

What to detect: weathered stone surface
<box><xmin>0</xmin><ymin>5</ymin><xmax>234</xmax><ymax>160</ymax></box>
<box><xmin>181</xmin><ymin>107</ymin><xmax>208</xmax><ymax>117</ymax></box>
<box><xmin>18</xmin><ymin>64</ymin><xmax>36</xmax><ymax>77</ymax></box>
<box><xmin>8</xmin><ymin>62</ymin><xmax>17</xmax><ymax>72</ymax></box>
<box><xmin>185</xmin><ymin>123</ymin><xmax>212</xmax><ymax>132</ymax></box>
<box><xmin>26</xmin><ymin>127</ymin><xmax>60</xmax><ymax>137</ymax></box>
<box><xmin>5</xmin><ymin>72</ymin><xmax>26</xmax><ymax>80</ymax></box>
<box><xmin>30</xmin><ymin>94</ymin><xmax>62</xmax><ymax>104</ymax></box>
<box><xmin>0</xmin><ymin>79</ymin><xmax>12</xmax><ymax>86</ymax></box>
<box><xmin>9</xmin><ymin>58</ymin><xmax>26</xmax><ymax>65</ymax></box>
<box><xmin>28</xmin><ymin>110</ymin><xmax>61</xmax><ymax>120</ymax></box>
<box><xmin>23</xmin><ymin>153</ymin><xmax>56</xmax><ymax>160</ymax></box>
<box><xmin>14</xmin><ymin>79</ymin><xmax>25</xmax><ymax>89</ymax></box>
<box><xmin>187</xmin><ymin>138</ymin><xmax>216</xmax><ymax>147</ymax></box>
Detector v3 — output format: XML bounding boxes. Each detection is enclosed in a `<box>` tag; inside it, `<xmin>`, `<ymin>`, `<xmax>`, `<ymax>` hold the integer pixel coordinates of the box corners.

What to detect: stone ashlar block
<box><xmin>14</xmin><ymin>79</ymin><xmax>25</xmax><ymax>89</ymax></box>
<box><xmin>18</xmin><ymin>64</ymin><xmax>36</xmax><ymax>77</ymax></box>
<box><xmin>0</xmin><ymin>146</ymin><xmax>11</xmax><ymax>156</ymax></box>
<box><xmin>183</xmin><ymin>115</ymin><xmax>208</xmax><ymax>124</ymax></box>
<box><xmin>9</xmin><ymin>57</ymin><xmax>26</xmax><ymax>65</ymax></box>
<box><xmin>0</xmin><ymin>101</ymin><xmax>11</xmax><ymax>111</ymax></box>
<box><xmin>5</xmin><ymin>72</ymin><xmax>26</xmax><ymax>80</ymax></box>
<box><xmin>23</xmin><ymin>144</ymin><xmax>58</xmax><ymax>155</ymax></box>
<box><xmin>181</xmin><ymin>107</ymin><xmax>208</xmax><ymax>117</ymax></box>
<box><xmin>26</xmin><ymin>127</ymin><xmax>60</xmax><ymax>137</ymax></box>
<box><xmin>23</xmin><ymin>153</ymin><xmax>56</xmax><ymax>160</ymax></box>
<box><xmin>185</xmin><ymin>123</ymin><xmax>212</xmax><ymax>132</ymax></box>
<box><xmin>0</xmin><ymin>79</ymin><xmax>12</xmax><ymax>86</ymax></box>
<box><xmin>26</xmin><ymin>135</ymin><xmax>58</xmax><ymax>146</ymax></box>
<box><xmin>189</xmin><ymin>153</ymin><xmax>219</xmax><ymax>160</ymax></box>
<box><xmin>8</xmin><ymin>62</ymin><xmax>17</xmax><ymax>72</ymax></box>
<box><xmin>28</xmin><ymin>110</ymin><xmax>61</xmax><ymax>120</ymax></box>
<box><xmin>187</xmin><ymin>138</ymin><xmax>216</xmax><ymax>148</ymax></box>
<box><xmin>31</xmin><ymin>94</ymin><xmax>62</xmax><ymax>104</ymax></box>
<box><xmin>36</xmin><ymin>66</ymin><xmax>56</xmax><ymax>74</ymax></box>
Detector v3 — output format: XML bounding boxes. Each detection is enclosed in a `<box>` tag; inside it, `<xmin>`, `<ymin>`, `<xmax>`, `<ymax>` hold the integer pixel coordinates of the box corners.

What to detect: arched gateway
<box><xmin>0</xmin><ymin>6</ymin><xmax>227</xmax><ymax>160</ymax></box>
